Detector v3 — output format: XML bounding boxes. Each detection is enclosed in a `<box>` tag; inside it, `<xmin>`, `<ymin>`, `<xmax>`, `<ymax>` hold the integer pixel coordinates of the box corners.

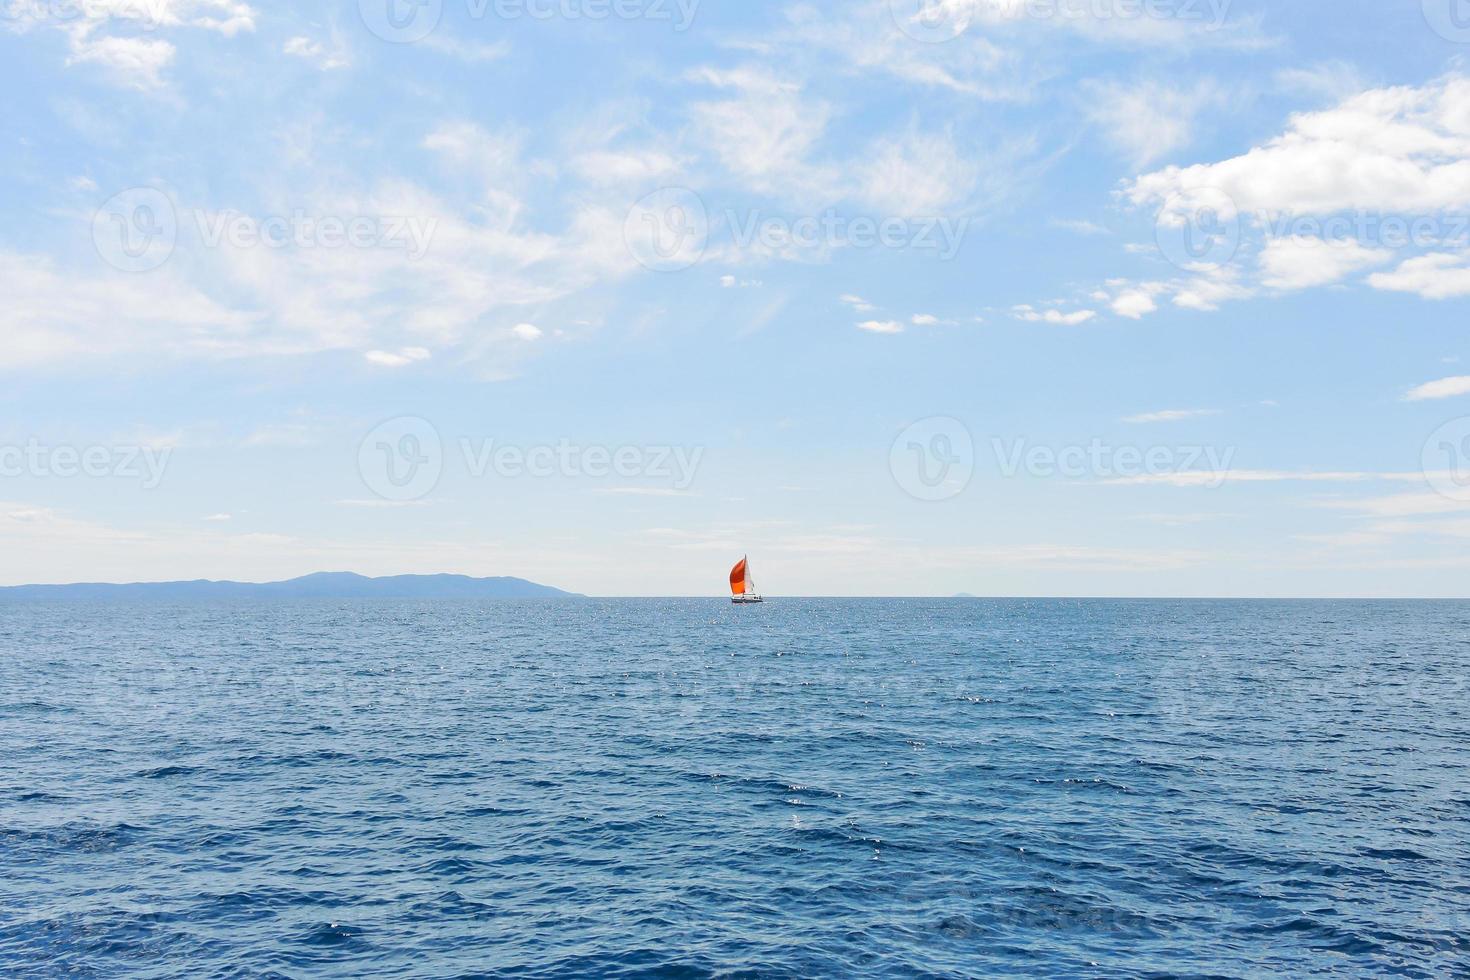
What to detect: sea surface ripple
<box><xmin>1</xmin><ymin>598</ymin><xmax>1468</xmax><ymax>977</ymax></box>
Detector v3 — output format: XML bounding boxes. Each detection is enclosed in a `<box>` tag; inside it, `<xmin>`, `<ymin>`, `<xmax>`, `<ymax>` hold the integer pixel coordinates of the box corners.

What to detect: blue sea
<box><xmin>2</xmin><ymin>599</ymin><xmax>1468</xmax><ymax>977</ymax></box>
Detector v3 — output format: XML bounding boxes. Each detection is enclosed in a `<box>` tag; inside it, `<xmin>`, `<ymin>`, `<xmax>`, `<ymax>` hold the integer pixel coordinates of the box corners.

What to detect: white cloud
<box><xmin>857</xmin><ymin>320</ymin><xmax>904</xmax><ymax>334</ymax></box>
<box><xmin>1052</xmin><ymin>218</ymin><xmax>1107</xmax><ymax>236</ymax></box>
<box><xmin>570</xmin><ymin>149</ymin><xmax>684</xmax><ymax>185</ymax></box>
<box><xmin>364</xmin><ymin>347</ymin><xmax>432</xmax><ymax>368</ymax></box>
<box><xmin>1013</xmin><ymin>305</ymin><xmax>1096</xmax><ymax>326</ymax></box>
<box><xmin>1110</xmin><ymin>287</ymin><xmax>1160</xmax><ymax>319</ymax></box>
<box><xmin>1259</xmin><ymin>236</ymin><xmax>1391</xmax><ymax>290</ymax></box>
<box><xmin>1084</xmin><ymin>79</ymin><xmax>1224</xmax><ymax>167</ymax></box>
<box><xmin>423</xmin><ymin>123</ymin><xmax>527</xmax><ymax>223</ymax></box>
<box><xmin>1274</xmin><ymin>62</ymin><xmax>1368</xmax><ymax>103</ymax></box>
<box><xmin>1317</xmin><ymin>492</ymin><xmax>1470</xmax><ymax>518</ymax></box>
<box><xmin>911</xmin><ymin>314</ymin><xmax>940</xmax><ymax>326</ymax></box>
<box><xmin>203</xmin><ymin>513</ymin><xmax>232</xmax><ymax>522</ymax></box>
<box><xmin>283</xmin><ymin>35</ymin><xmax>349</xmax><ymax>71</ymax></box>
<box><xmin>242</xmin><ymin>423</ymin><xmax>315</xmax><ymax>448</ymax></box>
<box><xmin>1404</xmin><ymin>375</ymin><xmax>1470</xmax><ymax>401</ymax></box>
<box><xmin>1123</xmin><ymin>409</ymin><xmax>1221</xmax><ymax>424</ymax></box>
<box><xmin>12</xmin><ymin>0</ymin><xmax>256</xmax><ymax>88</ymax></box>
<box><xmin>1368</xmin><ymin>252</ymin><xmax>1470</xmax><ymax>300</ymax></box>
<box><xmin>1170</xmin><ymin>266</ymin><xmax>1255</xmax><ymax>311</ymax></box>
<box><xmin>594</xmin><ymin>488</ymin><xmax>693</xmax><ymax>497</ymax></box>
<box><xmin>1127</xmin><ymin>75</ymin><xmax>1470</xmax><ymax>218</ymax></box>
<box><xmin>1106</xmin><ymin>469</ymin><xmax>1434</xmax><ymax>488</ymax></box>
<box><xmin>841</xmin><ymin>294</ymin><xmax>876</xmax><ymax>313</ymax></box>
<box><xmin>776</xmin><ymin>2</ymin><xmax>1018</xmax><ymax>100</ymax></box>
<box><xmin>0</xmin><ymin>250</ymin><xmax>256</xmax><ymax>368</ymax></box>
<box><xmin>856</xmin><ymin>130</ymin><xmax>977</xmax><ymax>214</ymax></box>
<box><xmin>687</xmin><ymin>67</ymin><xmax>836</xmax><ymax>200</ymax></box>
<box><xmin>512</xmin><ymin>323</ymin><xmax>544</xmax><ymax>341</ymax></box>
<box><xmin>66</xmin><ymin>33</ymin><xmax>176</xmax><ymax>90</ymax></box>
<box><xmin>421</xmin><ymin>36</ymin><xmax>510</xmax><ymax>62</ymax></box>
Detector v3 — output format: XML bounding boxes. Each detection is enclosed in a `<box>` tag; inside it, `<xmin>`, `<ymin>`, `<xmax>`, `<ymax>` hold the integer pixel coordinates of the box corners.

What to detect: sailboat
<box><xmin>729</xmin><ymin>555</ymin><xmax>764</xmax><ymax>604</ymax></box>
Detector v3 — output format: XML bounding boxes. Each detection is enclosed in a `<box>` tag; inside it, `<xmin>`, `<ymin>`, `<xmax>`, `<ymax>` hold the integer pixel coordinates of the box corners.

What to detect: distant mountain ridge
<box><xmin>0</xmin><ymin>572</ymin><xmax>581</xmax><ymax>600</ymax></box>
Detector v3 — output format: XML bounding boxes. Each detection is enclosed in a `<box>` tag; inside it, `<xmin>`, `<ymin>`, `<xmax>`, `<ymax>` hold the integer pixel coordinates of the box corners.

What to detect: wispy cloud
<box><xmin>1404</xmin><ymin>375</ymin><xmax>1470</xmax><ymax>401</ymax></box>
<box><xmin>1123</xmin><ymin>409</ymin><xmax>1222</xmax><ymax>424</ymax></box>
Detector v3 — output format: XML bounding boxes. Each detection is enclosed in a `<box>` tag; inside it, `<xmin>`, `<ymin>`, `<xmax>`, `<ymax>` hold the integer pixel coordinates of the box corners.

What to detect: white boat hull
<box><xmin>731</xmin><ymin>596</ymin><xmax>765</xmax><ymax>604</ymax></box>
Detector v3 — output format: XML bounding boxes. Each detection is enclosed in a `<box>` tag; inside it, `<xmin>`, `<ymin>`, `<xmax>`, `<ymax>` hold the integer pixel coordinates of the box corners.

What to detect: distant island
<box><xmin>0</xmin><ymin>572</ymin><xmax>582</xmax><ymax>600</ymax></box>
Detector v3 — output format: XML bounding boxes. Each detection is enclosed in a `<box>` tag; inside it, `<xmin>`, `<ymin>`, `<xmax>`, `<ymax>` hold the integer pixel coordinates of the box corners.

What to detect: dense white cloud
<box><xmin>1098</xmin><ymin>75</ymin><xmax>1470</xmax><ymax>316</ymax></box>
<box><xmin>1369</xmin><ymin>252</ymin><xmax>1470</xmax><ymax>299</ymax></box>
<box><xmin>1110</xmin><ymin>284</ymin><xmax>1162</xmax><ymax>318</ymax></box>
<box><xmin>1127</xmin><ymin>75</ymin><xmax>1470</xmax><ymax>218</ymax></box>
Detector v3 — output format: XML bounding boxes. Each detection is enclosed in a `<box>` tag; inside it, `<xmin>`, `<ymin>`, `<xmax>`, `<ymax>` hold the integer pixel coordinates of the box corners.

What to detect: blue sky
<box><xmin>3</xmin><ymin>0</ymin><xmax>1470</xmax><ymax>596</ymax></box>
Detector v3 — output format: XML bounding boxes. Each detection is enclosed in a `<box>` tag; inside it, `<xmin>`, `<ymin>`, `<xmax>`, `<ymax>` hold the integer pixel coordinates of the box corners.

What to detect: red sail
<box><xmin>729</xmin><ymin>558</ymin><xmax>748</xmax><ymax>596</ymax></box>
